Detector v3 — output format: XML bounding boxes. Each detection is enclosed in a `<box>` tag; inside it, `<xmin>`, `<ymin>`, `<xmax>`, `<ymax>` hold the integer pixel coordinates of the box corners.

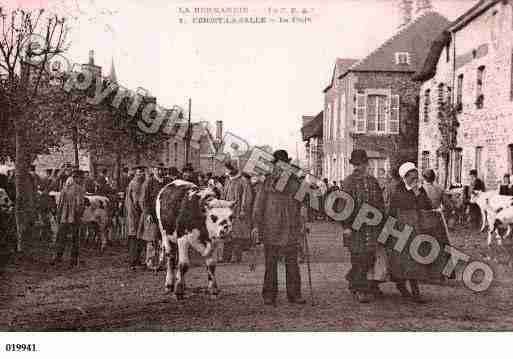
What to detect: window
<box><xmin>508</xmin><ymin>144</ymin><xmax>513</xmax><ymax>175</ymax></box>
<box><xmin>395</xmin><ymin>52</ymin><xmax>410</xmax><ymax>65</ymax></box>
<box><xmin>355</xmin><ymin>94</ymin><xmax>366</xmax><ymax>133</ymax></box>
<box><xmin>325</xmin><ymin>103</ymin><xmax>332</xmax><ymax>140</ymax></box>
<box><xmin>475</xmin><ymin>146</ymin><xmax>483</xmax><ymax>177</ymax></box>
<box><xmin>334</xmin><ymin>97</ymin><xmax>339</xmax><ymax>139</ymax></box>
<box><xmin>421</xmin><ymin>151</ymin><xmax>430</xmax><ymax>171</ymax></box>
<box><xmin>366</xmin><ymin>94</ymin><xmax>387</xmax><ymax>133</ymax></box>
<box><xmin>477</xmin><ymin>66</ymin><xmax>485</xmax><ymax>107</ymax></box>
<box><xmin>453</xmin><ymin>148</ymin><xmax>463</xmax><ymax>184</ymax></box>
<box><xmin>389</xmin><ymin>95</ymin><xmax>400</xmax><ymax>134</ymax></box>
<box><xmin>511</xmin><ymin>51</ymin><xmax>513</xmax><ymax>100</ymax></box>
<box><xmin>340</xmin><ymin>95</ymin><xmax>346</xmax><ymax>135</ymax></box>
<box><xmin>457</xmin><ymin>74</ymin><xmax>464</xmax><ymax>106</ymax></box>
<box><xmin>437</xmin><ymin>83</ymin><xmax>444</xmax><ymax>109</ymax></box>
<box><xmin>333</xmin><ymin>155</ymin><xmax>337</xmax><ymax>181</ymax></box>
<box><xmin>446</xmin><ymin>43</ymin><xmax>450</xmax><ymax>63</ymax></box>
<box><xmin>174</xmin><ymin>142</ymin><xmax>178</xmax><ymax>164</ymax></box>
<box><xmin>423</xmin><ymin>89</ymin><xmax>431</xmax><ymax>122</ymax></box>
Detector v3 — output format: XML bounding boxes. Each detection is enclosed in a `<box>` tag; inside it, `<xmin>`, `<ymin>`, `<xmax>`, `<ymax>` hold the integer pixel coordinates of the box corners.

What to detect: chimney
<box><xmin>415</xmin><ymin>0</ymin><xmax>432</xmax><ymax>15</ymax></box>
<box><xmin>215</xmin><ymin>120</ymin><xmax>223</xmax><ymax>141</ymax></box>
<box><xmin>88</xmin><ymin>50</ymin><xmax>94</xmax><ymax>65</ymax></box>
<box><xmin>398</xmin><ymin>0</ymin><xmax>413</xmax><ymax>28</ymax></box>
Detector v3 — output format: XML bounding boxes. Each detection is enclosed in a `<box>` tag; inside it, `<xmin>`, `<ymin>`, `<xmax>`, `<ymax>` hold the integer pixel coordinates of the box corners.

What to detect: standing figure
<box><xmin>422</xmin><ymin>169</ymin><xmax>444</xmax><ymax>209</ymax></box>
<box><xmin>139</xmin><ymin>164</ymin><xmax>166</xmax><ymax>270</ymax></box>
<box><xmin>388</xmin><ymin>162</ymin><xmax>434</xmax><ymax>303</ymax></box>
<box><xmin>499</xmin><ymin>174</ymin><xmax>513</xmax><ymax>196</ymax></box>
<box><xmin>221</xmin><ymin>161</ymin><xmax>253</xmax><ymax>263</ymax></box>
<box><xmin>252</xmin><ymin>150</ymin><xmax>306</xmax><ymax>306</ymax></box>
<box><xmin>51</xmin><ymin>170</ymin><xmax>85</xmax><ymax>267</ymax></box>
<box><xmin>126</xmin><ymin>166</ymin><xmax>146</xmax><ymax>269</ymax></box>
<box><xmin>469</xmin><ymin>169</ymin><xmax>486</xmax><ymax>229</ymax></box>
<box><xmin>341</xmin><ymin>150</ymin><xmax>385</xmax><ymax>303</ymax></box>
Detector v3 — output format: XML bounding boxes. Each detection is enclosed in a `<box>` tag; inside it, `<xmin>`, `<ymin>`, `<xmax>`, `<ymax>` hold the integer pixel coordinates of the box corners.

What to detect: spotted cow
<box><xmin>156</xmin><ymin>180</ymin><xmax>235</xmax><ymax>299</ymax></box>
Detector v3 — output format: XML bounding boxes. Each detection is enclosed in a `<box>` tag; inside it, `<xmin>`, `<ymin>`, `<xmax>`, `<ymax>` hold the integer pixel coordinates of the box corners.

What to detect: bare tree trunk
<box><xmin>73</xmin><ymin>124</ymin><xmax>79</xmax><ymax>168</ymax></box>
<box><xmin>14</xmin><ymin>118</ymin><xmax>32</xmax><ymax>253</ymax></box>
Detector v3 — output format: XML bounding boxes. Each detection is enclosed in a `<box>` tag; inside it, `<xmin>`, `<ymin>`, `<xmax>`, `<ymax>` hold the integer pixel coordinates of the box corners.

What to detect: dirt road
<box><xmin>1</xmin><ymin>222</ymin><xmax>513</xmax><ymax>331</ymax></box>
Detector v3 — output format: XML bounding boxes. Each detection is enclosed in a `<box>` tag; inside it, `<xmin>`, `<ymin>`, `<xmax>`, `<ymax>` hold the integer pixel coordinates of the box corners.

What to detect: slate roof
<box><xmin>338</xmin><ymin>11</ymin><xmax>450</xmax><ymax>78</ymax></box>
<box><xmin>301</xmin><ymin>111</ymin><xmax>323</xmax><ymax>141</ymax></box>
<box><xmin>323</xmin><ymin>58</ymin><xmax>358</xmax><ymax>93</ymax></box>
<box><xmin>412</xmin><ymin>30</ymin><xmax>451</xmax><ymax>82</ymax></box>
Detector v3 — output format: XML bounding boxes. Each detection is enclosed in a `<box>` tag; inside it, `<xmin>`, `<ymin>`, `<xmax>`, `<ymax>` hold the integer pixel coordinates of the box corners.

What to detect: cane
<box><xmin>303</xmin><ymin>223</ymin><xmax>315</xmax><ymax>306</ymax></box>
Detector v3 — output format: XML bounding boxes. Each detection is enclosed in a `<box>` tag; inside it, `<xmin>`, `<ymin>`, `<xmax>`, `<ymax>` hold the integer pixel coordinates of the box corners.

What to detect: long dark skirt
<box><xmin>386</xmin><ymin>209</ymin><xmax>453</xmax><ymax>283</ymax></box>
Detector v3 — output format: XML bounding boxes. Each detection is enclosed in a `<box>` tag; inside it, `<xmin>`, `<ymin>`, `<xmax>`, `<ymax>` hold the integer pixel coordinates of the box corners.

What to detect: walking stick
<box><xmin>303</xmin><ymin>223</ymin><xmax>315</xmax><ymax>306</ymax></box>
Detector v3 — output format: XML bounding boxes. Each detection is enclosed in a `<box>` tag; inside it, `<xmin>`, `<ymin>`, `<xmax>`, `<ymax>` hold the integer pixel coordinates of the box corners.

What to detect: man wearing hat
<box><xmin>252</xmin><ymin>149</ymin><xmax>306</xmax><ymax>305</ymax></box>
<box><xmin>126</xmin><ymin>166</ymin><xmax>146</xmax><ymax>269</ymax></box>
<box><xmin>341</xmin><ymin>149</ymin><xmax>385</xmax><ymax>303</ymax></box>
<box><xmin>139</xmin><ymin>163</ymin><xmax>166</xmax><ymax>270</ymax></box>
<box><xmin>182</xmin><ymin>163</ymin><xmax>197</xmax><ymax>185</ymax></box>
<box><xmin>221</xmin><ymin>159</ymin><xmax>253</xmax><ymax>263</ymax></box>
<box><xmin>51</xmin><ymin>169</ymin><xmax>86</xmax><ymax>267</ymax></box>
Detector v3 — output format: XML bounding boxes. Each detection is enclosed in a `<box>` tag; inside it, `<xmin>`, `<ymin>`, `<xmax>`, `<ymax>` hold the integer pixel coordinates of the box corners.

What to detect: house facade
<box><xmin>323</xmin><ymin>10</ymin><xmax>449</xmax><ymax>185</ymax></box>
<box><xmin>301</xmin><ymin>111</ymin><xmax>323</xmax><ymax>178</ymax></box>
<box><xmin>417</xmin><ymin>0</ymin><xmax>513</xmax><ymax>189</ymax></box>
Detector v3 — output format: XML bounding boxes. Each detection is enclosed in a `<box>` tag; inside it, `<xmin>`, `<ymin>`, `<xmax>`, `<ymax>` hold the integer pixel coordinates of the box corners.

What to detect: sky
<box><xmin>6</xmin><ymin>0</ymin><xmax>479</xmax><ymax>159</ymax></box>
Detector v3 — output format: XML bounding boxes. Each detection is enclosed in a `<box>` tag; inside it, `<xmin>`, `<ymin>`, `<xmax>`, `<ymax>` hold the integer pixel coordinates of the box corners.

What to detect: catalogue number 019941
<box><xmin>5</xmin><ymin>344</ymin><xmax>38</xmax><ymax>352</ymax></box>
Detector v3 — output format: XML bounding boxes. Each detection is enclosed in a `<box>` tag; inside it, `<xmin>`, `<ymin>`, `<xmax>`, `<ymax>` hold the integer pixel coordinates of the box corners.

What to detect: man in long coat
<box><xmin>51</xmin><ymin>170</ymin><xmax>86</xmax><ymax>267</ymax></box>
<box><xmin>139</xmin><ymin>164</ymin><xmax>166</xmax><ymax>270</ymax></box>
<box><xmin>252</xmin><ymin>150</ymin><xmax>306</xmax><ymax>306</ymax></box>
<box><xmin>221</xmin><ymin>160</ymin><xmax>253</xmax><ymax>263</ymax></box>
<box><xmin>341</xmin><ymin>149</ymin><xmax>385</xmax><ymax>303</ymax></box>
<box><xmin>126</xmin><ymin>166</ymin><xmax>146</xmax><ymax>269</ymax></box>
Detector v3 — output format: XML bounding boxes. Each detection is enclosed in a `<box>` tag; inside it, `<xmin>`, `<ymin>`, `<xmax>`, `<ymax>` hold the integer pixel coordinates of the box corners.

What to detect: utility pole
<box><xmin>185</xmin><ymin>98</ymin><xmax>191</xmax><ymax>165</ymax></box>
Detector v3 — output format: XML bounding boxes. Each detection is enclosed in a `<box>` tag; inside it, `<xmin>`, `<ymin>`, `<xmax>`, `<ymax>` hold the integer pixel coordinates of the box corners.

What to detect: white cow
<box><xmin>470</xmin><ymin>190</ymin><xmax>513</xmax><ymax>245</ymax></box>
<box><xmin>156</xmin><ymin>180</ymin><xmax>234</xmax><ymax>299</ymax></box>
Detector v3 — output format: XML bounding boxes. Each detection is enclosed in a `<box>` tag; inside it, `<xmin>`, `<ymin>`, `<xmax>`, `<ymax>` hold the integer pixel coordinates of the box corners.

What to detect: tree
<box><xmin>437</xmin><ymin>101</ymin><xmax>459</xmax><ymax>188</ymax></box>
<box><xmin>0</xmin><ymin>7</ymin><xmax>70</xmax><ymax>251</ymax></box>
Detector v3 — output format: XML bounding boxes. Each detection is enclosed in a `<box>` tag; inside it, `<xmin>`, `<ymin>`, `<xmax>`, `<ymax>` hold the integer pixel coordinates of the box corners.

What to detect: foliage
<box><xmin>437</xmin><ymin>101</ymin><xmax>459</xmax><ymax>157</ymax></box>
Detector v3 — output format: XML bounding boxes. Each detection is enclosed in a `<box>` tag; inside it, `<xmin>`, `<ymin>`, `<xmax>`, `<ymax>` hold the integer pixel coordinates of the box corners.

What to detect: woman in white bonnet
<box><xmin>387</xmin><ymin>162</ymin><xmax>433</xmax><ymax>303</ymax></box>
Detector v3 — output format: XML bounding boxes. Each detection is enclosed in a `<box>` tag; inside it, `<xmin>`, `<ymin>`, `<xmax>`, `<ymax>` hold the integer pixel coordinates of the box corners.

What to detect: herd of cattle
<box><xmin>2</xmin><ymin>181</ymin><xmax>513</xmax><ymax>293</ymax></box>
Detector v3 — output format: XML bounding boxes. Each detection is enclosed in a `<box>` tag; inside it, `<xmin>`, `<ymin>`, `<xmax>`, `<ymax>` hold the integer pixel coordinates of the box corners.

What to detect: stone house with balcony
<box><xmin>322</xmin><ymin>8</ymin><xmax>449</xmax><ymax>186</ymax></box>
<box><xmin>416</xmin><ymin>0</ymin><xmax>513</xmax><ymax>189</ymax></box>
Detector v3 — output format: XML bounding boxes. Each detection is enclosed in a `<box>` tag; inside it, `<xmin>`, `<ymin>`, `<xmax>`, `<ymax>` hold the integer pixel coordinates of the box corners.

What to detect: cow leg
<box><xmin>480</xmin><ymin>210</ymin><xmax>487</xmax><ymax>232</ymax></box>
<box><xmin>174</xmin><ymin>235</ymin><xmax>191</xmax><ymax>300</ymax></box>
<box><xmin>162</xmin><ymin>232</ymin><xmax>177</xmax><ymax>294</ymax></box>
<box><xmin>206</xmin><ymin>245</ymin><xmax>219</xmax><ymax>297</ymax></box>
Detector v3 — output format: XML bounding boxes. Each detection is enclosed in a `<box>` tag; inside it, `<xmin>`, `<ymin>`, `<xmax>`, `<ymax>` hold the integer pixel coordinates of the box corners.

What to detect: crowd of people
<box><xmin>0</xmin><ymin>148</ymin><xmax>496</xmax><ymax>307</ymax></box>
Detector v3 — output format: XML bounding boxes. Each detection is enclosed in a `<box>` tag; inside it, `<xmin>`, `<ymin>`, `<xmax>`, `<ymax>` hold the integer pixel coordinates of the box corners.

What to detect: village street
<box><xmin>2</xmin><ymin>221</ymin><xmax>513</xmax><ymax>331</ymax></box>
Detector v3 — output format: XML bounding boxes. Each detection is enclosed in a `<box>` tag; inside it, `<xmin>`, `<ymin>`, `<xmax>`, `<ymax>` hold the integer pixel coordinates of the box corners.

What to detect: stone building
<box><xmin>322</xmin><ymin>4</ymin><xmax>449</xmax><ymax>185</ymax></box>
<box><xmin>416</xmin><ymin>0</ymin><xmax>513</xmax><ymax>189</ymax></box>
<box><xmin>300</xmin><ymin>111</ymin><xmax>323</xmax><ymax>178</ymax></box>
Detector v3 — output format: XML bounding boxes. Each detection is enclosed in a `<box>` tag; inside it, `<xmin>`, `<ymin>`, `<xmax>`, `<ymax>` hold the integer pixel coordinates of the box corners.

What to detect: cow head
<box><xmin>0</xmin><ymin>188</ymin><xmax>13</xmax><ymax>213</ymax></box>
<box><xmin>469</xmin><ymin>190</ymin><xmax>483</xmax><ymax>204</ymax></box>
<box><xmin>204</xmin><ymin>199</ymin><xmax>235</xmax><ymax>242</ymax></box>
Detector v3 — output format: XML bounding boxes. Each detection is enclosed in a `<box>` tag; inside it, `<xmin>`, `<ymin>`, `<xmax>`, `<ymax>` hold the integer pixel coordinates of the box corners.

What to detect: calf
<box><xmin>156</xmin><ymin>180</ymin><xmax>235</xmax><ymax>299</ymax></box>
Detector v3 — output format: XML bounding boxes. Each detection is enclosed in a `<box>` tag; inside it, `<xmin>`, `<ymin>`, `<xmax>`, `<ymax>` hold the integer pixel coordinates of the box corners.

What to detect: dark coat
<box><xmin>252</xmin><ymin>170</ymin><xmax>303</xmax><ymax>247</ymax></box>
<box><xmin>138</xmin><ymin>175</ymin><xmax>165</xmax><ymax>241</ymax></box>
<box><xmin>387</xmin><ymin>181</ymin><xmax>450</xmax><ymax>282</ymax></box>
<box><xmin>341</xmin><ymin>168</ymin><xmax>385</xmax><ymax>254</ymax></box>
<box><xmin>125</xmin><ymin>176</ymin><xmax>144</xmax><ymax>237</ymax></box>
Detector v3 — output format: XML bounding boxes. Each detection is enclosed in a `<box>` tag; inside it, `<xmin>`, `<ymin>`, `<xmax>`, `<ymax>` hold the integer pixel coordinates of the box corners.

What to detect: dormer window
<box><xmin>395</xmin><ymin>52</ymin><xmax>410</xmax><ymax>65</ymax></box>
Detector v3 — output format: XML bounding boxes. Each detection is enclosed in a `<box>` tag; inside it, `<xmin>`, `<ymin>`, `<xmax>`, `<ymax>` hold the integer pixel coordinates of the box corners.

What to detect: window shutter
<box><xmin>389</xmin><ymin>95</ymin><xmax>400</xmax><ymax>134</ymax></box>
<box><xmin>355</xmin><ymin>94</ymin><xmax>366</xmax><ymax>133</ymax></box>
